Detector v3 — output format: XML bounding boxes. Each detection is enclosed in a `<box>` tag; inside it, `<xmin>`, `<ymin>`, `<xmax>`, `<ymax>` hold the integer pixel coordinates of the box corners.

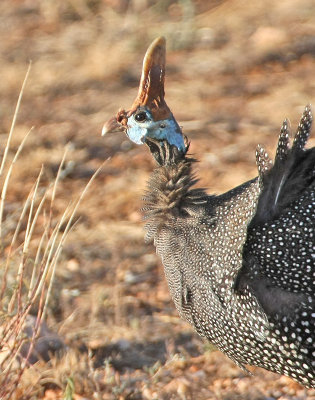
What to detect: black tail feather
<box><xmin>293</xmin><ymin>105</ymin><xmax>312</xmax><ymax>151</ymax></box>
<box><xmin>276</xmin><ymin>118</ymin><xmax>290</xmax><ymax>161</ymax></box>
<box><xmin>250</xmin><ymin>105</ymin><xmax>314</xmax><ymax>227</ymax></box>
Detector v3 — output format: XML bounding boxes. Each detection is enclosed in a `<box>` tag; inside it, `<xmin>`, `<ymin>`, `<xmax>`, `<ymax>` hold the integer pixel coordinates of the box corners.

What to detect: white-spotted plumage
<box><xmin>143</xmin><ymin>106</ymin><xmax>315</xmax><ymax>388</ymax></box>
<box><xmin>103</xmin><ymin>37</ymin><xmax>315</xmax><ymax>388</ymax></box>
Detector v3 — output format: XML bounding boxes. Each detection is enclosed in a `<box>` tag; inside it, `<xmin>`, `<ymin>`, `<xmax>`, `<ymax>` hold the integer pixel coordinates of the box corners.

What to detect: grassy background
<box><xmin>0</xmin><ymin>0</ymin><xmax>315</xmax><ymax>398</ymax></box>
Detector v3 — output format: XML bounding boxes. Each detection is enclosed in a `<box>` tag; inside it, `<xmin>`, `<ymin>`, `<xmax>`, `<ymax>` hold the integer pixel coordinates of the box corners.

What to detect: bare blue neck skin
<box><xmin>126</xmin><ymin>108</ymin><xmax>185</xmax><ymax>151</ymax></box>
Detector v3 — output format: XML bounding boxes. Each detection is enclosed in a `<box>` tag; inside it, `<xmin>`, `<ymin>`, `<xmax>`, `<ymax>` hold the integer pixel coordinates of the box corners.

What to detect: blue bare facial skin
<box><xmin>126</xmin><ymin>107</ymin><xmax>185</xmax><ymax>151</ymax></box>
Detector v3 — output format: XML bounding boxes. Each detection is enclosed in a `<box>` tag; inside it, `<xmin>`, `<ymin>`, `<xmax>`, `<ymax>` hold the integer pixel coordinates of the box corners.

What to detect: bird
<box><xmin>102</xmin><ymin>37</ymin><xmax>315</xmax><ymax>388</ymax></box>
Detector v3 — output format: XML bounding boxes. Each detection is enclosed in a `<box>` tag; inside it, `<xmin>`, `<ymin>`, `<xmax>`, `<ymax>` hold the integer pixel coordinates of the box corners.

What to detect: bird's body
<box><xmin>103</xmin><ymin>37</ymin><xmax>315</xmax><ymax>388</ymax></box>
<box><xmin>143</xmin><ymin>128</ymin><xmax>315</xmax><ymax>387</ymax></box>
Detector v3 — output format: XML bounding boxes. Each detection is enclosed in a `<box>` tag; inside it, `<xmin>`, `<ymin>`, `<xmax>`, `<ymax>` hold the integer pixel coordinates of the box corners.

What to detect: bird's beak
<box><xmin>102</xmin><ymin>36</ymin><xmax>172</xmax><ymax>136</ymax></box>
<box><xmin>101</xmin><ymin>116</ymin><xmax>120</xmax><ymax>136</ymax></box>
<box><xmin>101</xmin><ymin>110</ymin><xmax>127</xmax><ymax>136</ymax></box>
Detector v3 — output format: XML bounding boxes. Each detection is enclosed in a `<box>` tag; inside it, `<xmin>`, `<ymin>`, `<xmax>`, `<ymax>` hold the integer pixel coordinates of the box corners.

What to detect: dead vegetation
<box><xmin>0</xmin><ymin>64</ymin><xmax>103</xmax><ymax>399</ymax></box>
<box><xmin>0</xmin><ymin>0</ymin><xmax>314</xmax><ymax>399</ymax></box>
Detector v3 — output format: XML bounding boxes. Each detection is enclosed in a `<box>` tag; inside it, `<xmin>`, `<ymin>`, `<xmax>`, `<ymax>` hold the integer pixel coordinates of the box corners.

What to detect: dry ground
<box><xmin>0</xmin><ymin>0</ymin><xmax>315</xmax><ymax>399</ymax></box>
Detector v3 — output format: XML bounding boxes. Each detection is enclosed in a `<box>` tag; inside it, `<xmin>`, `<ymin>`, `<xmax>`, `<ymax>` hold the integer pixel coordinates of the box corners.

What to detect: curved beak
<box><xmin>102</xmin><ymin>36</ymin><xmax>172</xmax><ymax>136</ymax></box>
<box><xmin>102</xmin><ymin>117</ymin><xmax>120</xmax><ymax>136</ymax></box>
<box><xmin>102</xmin><ymin>110</ymin><xmax>127</xmax><ymax>136</ymax></box>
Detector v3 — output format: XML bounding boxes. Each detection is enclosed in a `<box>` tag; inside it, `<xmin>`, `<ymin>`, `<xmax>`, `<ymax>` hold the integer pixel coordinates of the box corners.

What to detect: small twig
<box><xmin>0</xmin><ymin>62</ymin><xmax>32</xmax><ymax>177</ymax></box>
<box><xmin>49</xmin><ymin>144</ymin><xmax>69</xmax><ymax>233</ymax></box>
<box><xmin>0</xmin><ymin>126</ymin><xmax>34</xmax><ymax>241</ymax></box>
<box><xmin>42</xmin><ymin>162</ymin><xmax>105</xmax><ymax>321</ymax></box>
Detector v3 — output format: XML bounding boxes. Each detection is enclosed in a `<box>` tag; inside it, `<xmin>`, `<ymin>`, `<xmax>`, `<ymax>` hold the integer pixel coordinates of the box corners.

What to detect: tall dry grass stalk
<box><xmin>0</xmin><ymin>65</ymin><xmax>102</xmax><ymax>399</ymax></box>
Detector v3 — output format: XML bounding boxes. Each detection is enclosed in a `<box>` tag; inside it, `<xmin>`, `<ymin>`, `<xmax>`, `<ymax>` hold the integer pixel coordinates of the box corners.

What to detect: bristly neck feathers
<box><xmin>143</xmin><ymin>138</ymin><xmax>208</xmax><ymax>235</ymax></box>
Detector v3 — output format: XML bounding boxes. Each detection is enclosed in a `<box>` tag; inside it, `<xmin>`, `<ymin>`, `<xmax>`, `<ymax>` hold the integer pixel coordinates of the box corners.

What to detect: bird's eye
<box><xmin>135</xmin><ymin>111</ymin><xmax>147</xmax><ymax>122</ymax></box>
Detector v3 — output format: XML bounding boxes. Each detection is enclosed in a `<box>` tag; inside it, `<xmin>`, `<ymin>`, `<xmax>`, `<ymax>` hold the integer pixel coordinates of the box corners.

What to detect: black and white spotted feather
<box><xmin>143</xmin><ymin>106</ymin><xmax>315</xmax><ymax>388</ymax></box>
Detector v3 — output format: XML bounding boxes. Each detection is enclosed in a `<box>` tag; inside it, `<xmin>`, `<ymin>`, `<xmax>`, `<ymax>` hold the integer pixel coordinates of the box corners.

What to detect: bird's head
<box><xmin>102</xmin><ymin>37</ymin><xmax>185</xmax><ymax>152</ymax></box>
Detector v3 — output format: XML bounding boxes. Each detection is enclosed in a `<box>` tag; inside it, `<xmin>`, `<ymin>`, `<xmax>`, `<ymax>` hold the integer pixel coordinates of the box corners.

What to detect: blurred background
<box><xmin>0</xmin><ymin>0</ymin><xmax>315</xmax><ymax>398</ymax></box>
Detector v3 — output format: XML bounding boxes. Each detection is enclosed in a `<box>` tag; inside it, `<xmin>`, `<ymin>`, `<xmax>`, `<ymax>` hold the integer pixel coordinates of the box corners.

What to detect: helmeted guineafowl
<box><xmin>103</xmin><ymin>37</ymin><xmax>315</xmax><ymax>388</ymax></box>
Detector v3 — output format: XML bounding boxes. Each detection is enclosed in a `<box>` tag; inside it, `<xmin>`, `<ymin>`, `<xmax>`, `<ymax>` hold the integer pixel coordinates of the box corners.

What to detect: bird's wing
<box><xmin>235</xmin><ymin>105</ymin><xmax>315</xmax><ymax>318</ymax></box>
<box><xmin>251</xmin><ymin>105</ymin><xmax>314</xmax><ymax>226</ymax></box>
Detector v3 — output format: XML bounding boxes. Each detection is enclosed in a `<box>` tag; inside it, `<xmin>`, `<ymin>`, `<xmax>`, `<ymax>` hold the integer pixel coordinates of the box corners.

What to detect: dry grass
<box><xmin>0</xmin><ymin>65</ymin><xmax>103</xmax><ymax>399</ymax></box>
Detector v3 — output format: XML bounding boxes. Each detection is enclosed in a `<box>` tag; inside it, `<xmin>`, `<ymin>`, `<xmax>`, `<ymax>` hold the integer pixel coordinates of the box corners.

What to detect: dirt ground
<box><xmin>1</xmin><ymin>0</ymin><xmax>315</xmax><ymax>399</ymax></box>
